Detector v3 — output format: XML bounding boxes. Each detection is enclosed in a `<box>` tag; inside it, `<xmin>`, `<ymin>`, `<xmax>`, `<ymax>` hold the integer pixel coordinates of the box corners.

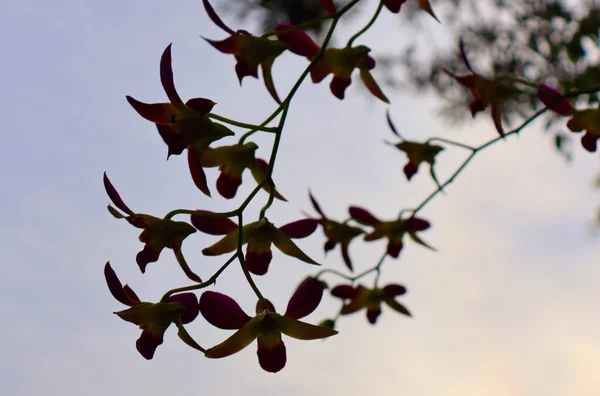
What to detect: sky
<box><xmin>1</xmin><ymin>0</ymin><xmax>600</xmax><ymax>395</ymax></box>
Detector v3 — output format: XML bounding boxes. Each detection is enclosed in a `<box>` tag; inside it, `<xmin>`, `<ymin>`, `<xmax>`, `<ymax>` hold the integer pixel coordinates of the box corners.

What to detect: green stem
<box><xmin>347</xmin><ymin>0</ymin><xmax>384</xmax><ymax>47</ymax></box>
<box><xmin>239</xmin><ymin>106</ymin><xmax>285</xmax><ymax>144</ymax></box>
<box><xmin>427</xmin><ymin>137</ymin><xmax>476</xmax><ymax>151</ymax></box>
<box><xmin>237</xmin><ymin>212</ymin><xmax>266</xmax><ymax>306</ymax></box>
<box><xmin>161</xmin><ymin>253</ymin><xmax>238</xmax><ymax>300</ymax></box>
<box><xmin>208</xmin><ymin>114</ymin><xmax>278</xmax><ymax>132</ymax></box>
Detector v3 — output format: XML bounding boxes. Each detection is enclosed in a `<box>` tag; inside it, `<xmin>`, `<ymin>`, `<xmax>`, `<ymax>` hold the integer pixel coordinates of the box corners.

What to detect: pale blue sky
<box><xmin>2</xmin><ymin>0</ymin><xmax>600</xmax><ymax>395</ymax></box>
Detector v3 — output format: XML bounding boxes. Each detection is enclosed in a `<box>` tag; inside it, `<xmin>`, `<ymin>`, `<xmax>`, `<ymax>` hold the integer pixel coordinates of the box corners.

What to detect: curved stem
<box><xmin>237</xmin><ymin>212</ymin><xmax>266</xmax><ymax>306</ymax></box>
<box><xmin>427</xmin><ymin>137</ymin><xmax>476</xmax><ymax>151</ymax></box>
<box><xmin>161</xmin><ymin>253</ymin><xmax>238</xmax><ymax>300</ymax></box>
<box><xmin>208</xmin><ymin>113</ymin><xmax>278</xmax><ymax>132</ymax></box>
<box><xmin>347</xmin><ymin>0</ymin><xmax>384</xmax><ymax>47</ymax></box>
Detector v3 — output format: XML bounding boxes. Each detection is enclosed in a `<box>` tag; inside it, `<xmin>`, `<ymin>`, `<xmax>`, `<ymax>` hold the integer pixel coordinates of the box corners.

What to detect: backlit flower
<box><xmin>193</xmin><ymin>214</ymin><xmax>319</xmax><ymax>275</ymax></box>
<box><xmin>276</xmin><ymin>25</ymin><xmax>388</xmax><ymax>102</ymax></box>
<box><xmin>349</xmin><ymin>206</ymin><xmax>434</xmax><ymax>258</ymax></box>
<box><xmin>188</xmin><ymin>142</ymin><xmax>285</xmax><ymax>200</ymax></box>
<box><xmin>200</xmin><ymin>278</ymin><xmax>333</xmax><ymax>372</ymax></box>
<box><xmin>331</xmin><ymin>283</ymin><xmax>410</xmax><ymax>324</ymax></box>
<box><xmin>104</xmin><ymin>262</ymin><xmax>199</xmax><ymax>359</ymax></box>
<box><xmin>308</xmin><ymin>193</ymin><xmax>364</xmax><ymax>271</ymax></box>
<box><xmin>103</xmin><ymin>173</ymin><xmax>201</xmax><ymax>282</ymax></box>
<box><xmin>567</xmin><ymin>105</ymin><xmax>600</xmax><ymax>152</ymax></box>
<box><xmin>202</xmin><ymin>0</ymin><xmax>288</xmax><ymax>103</ymax></box>
<box><xmin>126</xmin><ymin>44</ymin><xmax>234</xmax><ymax>197</ymax></box>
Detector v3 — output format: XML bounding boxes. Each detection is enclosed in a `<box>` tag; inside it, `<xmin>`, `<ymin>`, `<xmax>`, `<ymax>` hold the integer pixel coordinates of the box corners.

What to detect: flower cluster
<box><xmin>102</xmin><ymin>0</ymin><xmax>600</xmax><ymax>376</ymax></box>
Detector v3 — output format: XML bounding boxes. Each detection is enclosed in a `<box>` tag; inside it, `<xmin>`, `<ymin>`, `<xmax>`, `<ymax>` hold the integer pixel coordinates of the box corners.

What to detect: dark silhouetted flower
<box><xmin>349</xmin><ymin>206</ymin><xmax>434</xmax><ymax>258</ymax></box>
<box><xmin>202</xmin><ymin>0</ymin><xmax>288</xmax><ymax>103</ymax></box>
<box><xmin>567</xmin><ymin>105</ymin><xmax>600</xmax><ymax>152</ymax></box>
<box><xmin>104</xmin><ymin>173</ymin><xmax>200</xmax><ymax>282</ymax></box>
<box><xmin>188</xmin><ymin>142</ymin><xmax>285</xmax><ymax>200</ymax></box>
<box><xmin>200</xmin><ymin>278</ymin><xmax>333</xmax><ymax>372</ymax></box>
<box><xmin>126</xmin><ymin>44</ymin><xmax>234</xmax><ymax>196</ymax></box>
<box><xmin>276</xmin><ymin>25</ymin><xmax>388</xmax><ymax>102</ymax></box>
<box><xmin>193</xmin><ymin>214</ymin><xmax>319</xmax><ymax>275</ymax></box>
<box><xmin>331</xmin><ymin>283</ymin><xmax>410</xmax><ymax>324</ymax></box>
<box><xmin>104</xmin><ymin>262</ymin><xmax>199</xmax><ymax>359</ymax></box>
<box><xmin>444</xmin><ymin>40</ymin><xmax>521</xmax><ymax>137</ymax></box>
<box><xmin>308</xmin><ymin>192</ymin><xmax>364</xmax><ymax>271</ymax></box>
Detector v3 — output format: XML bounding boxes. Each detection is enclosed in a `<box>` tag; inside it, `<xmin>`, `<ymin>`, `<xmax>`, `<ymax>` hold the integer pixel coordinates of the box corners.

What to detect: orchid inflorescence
<box><xmin>103</xmin><ymin>0</ymin><xmax>600</xmax><ymax>373</ymax></box>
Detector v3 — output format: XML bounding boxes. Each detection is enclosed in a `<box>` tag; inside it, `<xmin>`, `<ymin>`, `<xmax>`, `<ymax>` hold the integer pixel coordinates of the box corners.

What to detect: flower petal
<box><xmin>279</xmin><ymin>219</ymin><xmax>319</xmax><ymax>239</ymax></box>
<box><xmin>200</xmin><ymin>291</ymin><xmax>251</xmax><ymax>329</ymax></box>
<box><xmin>187</xmin><ymin>143</ymin><xmax>212</xmax><ymax>197</ymax></box>
<box><xmin>261</xmin><ymin>58</ymin><xmax>282</xmax><ymax>104</ymax></box>
<box><xmin>249</xmin><ymin>159</ymin><xmax>287</xmax><ymax>201</ymax></box>
<box><xmin>160</xmin><ymin>44</ymin><xmax>184</xmax><ymax>107</ymax></box>
<box><xmin>407</xmin><ymin>217</ymin><xmax>431</xmax><ymax>231</ymax></box>
<box><xmin>185</xmin><ymin>97</ymin><xmax>216</xmax><ymax>116</ymax></box>
<box><xmin>276</xmin><ymin>24</ymin><xmax>320</xmax><ymax>59</ymax></box>
<box><xmin>202</xmin><ymin>230</ymin><xmax>241</xmax><ymax>256</ymax></box>
<box><xmin>387</xmin><ymin>240</ymin><xmax>403</xmax><ymax>258</ymax></box>
<box><xmin>204</xmin><ymin>316</ymin><xmax>263</xmax><ymax>359</ymax></box>
<box><xmin>382</xmin><ymin>284</ymin><xmax>407</xmax><ymax>297</ymax></box>
<box><xmin>581</xmin><ymin>132</ymin><xmax>598</xmax><ymax>152</ymax></box>
<box><xmin>341</xmin><ymin>242</ymin><xmax>353</xmax><ymax>271</ymax></box>
<box><xmin>349</xmin><ymin>206</ymin><xmax>380</xmax><ymax>226</ymax></box>
<box><xmin>166</xmin><ymin>293</ymin><xmax>200</xmax><ymax>324</ymax></box>
<box><xmin>330</xmin><ymin>284</ymin><xmax>357</xmax><ymax>299</ymax></box>
<box><xmin>216</xmin><ymin>172</ymin><xmax>242</xmax><ymax>199</ymax></box>
<box><xmin>403</xmin><ymin>161</ymin><xmax>418</xmax><ymax>180</ymax></box>
<box><xmin>360</xmin><ymin>69</ymin><xmax>389</xmax><ymax>103</ymax></box>
<box><xmin>385</xmin><ymin>299</ymin><xmax>412</xmax><ymax>317</ymax></box>
<box><xmin>309</xmin><ymin>192</ymin><xmax>326</xmax><ymax>217</ymax></box>
<box><xmin>285</xmin><ymin>277</ymin><xmax>325</xmax><ymax>319</ymax></box>
<box><xmin>126</xmin><ymin>96</ymin><xmax>177</xmax><ymax>124</ymax></box>
<box><xmin>330</xmin><ymin>75</ymin><xmax>352</xmax><ymax>100</ymax></box>
<box><xmin>202</xmin><ymin>0</ymin><xmax>235</xmax><ymax>34</ymax></box>
<box><xmin>103</xmin><ymin>172</ymin><xmax>134</xmax><ymax>216</ymax></box>
<box><xmin>191</xmin><ymin>211</ymin><xmax>237</xmax><ymax>235</ymax></box>
<box><xmin>104</xmin><ymin>262</ymin><xmax>136</xmax><ymax>306</ymax></box>
<box><xmin>319</xmin><ymin>0</ymin><xmax>336</xmax><ymax>14</ymax></box>
<box><xmin>271</xmin><ymin>226</ymin><xmax>319</xmax><ymax>265</ymax></box>
<box><xmin>245</xmin><ymin>249</ymin><xmax>273</xmax><ymax>276</ymax></box>
<box><xmin>272</xmin><ymin>314</ymin><xmax>338</xmax><ymax>340</ymax></box>
<box><xmin>491</xmin><ymin>103</ymin><xmax>505</xmax><ymax>137</ymax></box>
<box><xmin>136</xmin><ymin>329</ymin><xmax>163</xmax><ymax>360</ymax></box>
<box><xmin>366</xmin><ymin>306</ymin><xmax>382</xmax><ymax>324</ymax></box>
<box><xmin>257</xmin><ymin>334</ymin><xmax>287</xmax><ymax>373</ymax></box>
<box><xmin>136</xmin><ymin>244</ymin><xmax>161</xmax><ymax>273</ymax></box>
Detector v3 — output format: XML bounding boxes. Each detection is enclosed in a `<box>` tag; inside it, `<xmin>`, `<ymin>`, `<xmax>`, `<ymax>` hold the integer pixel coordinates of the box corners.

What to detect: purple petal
<box><xmin>284</xmin><ymin>277</ymin><xmax>324</xmax><ymax>319</ymax></box>
<box><xmin>200</xmin><ymin>291</ymin><xmax>250</xmax><ymax>329</ymax></box>
<box><xmin>167</xmin><ymin>293</ymin><xmax>199</xmax><ymax>324</ymax></box>
<box><xmin>387</xmin><ymin>241</ymin><xmax>403</xmax><ymax>258</ymax></box>
<box><xmin>245</xmin><ymin>249</ymin><xmax>273</xmax><ymax>276</ymax></box>
<box><xmin>279</xmin><ymin>219</ymin><xmax>319</xmax><ymax>239</ymax></box>
<box><xmin>191</xmin><ymin>211</ymin><xmax>237</xmax><ymax>235</ymax></box>
<box><xmin>382</xmin><ymin>284</ymin><xmax>407</xmax><ymax>297</ymax></box>
<box><xmin>330</xmin><ymin>285</ymin><xmax>357</xmax><ymax>299</ymax></box>
<box><xmin>104</xmin><ymin>262</ymin><xmax>136</xmax><ymax>306</ymax></box>
<box><xmin>136</xmin><ymin>330</ymin><xmax>163</xmax><ymax>360</ymax></box>
<box><xmin>349</xmin><ymin>206</ymin><xmax>380</xmax><ymax>226</ymax></box>
<box><xmin>103</xmin><ymin>173</ymin><xmax>134</xmax><ymax>215</ymax></box>
<box><xmin>581</xmin><ymin>132</ymin><xmax>598</xmax><ymax>153</ymax></box>
<box><xmin>216</xmin><ymin>172</ymin><xmax>243</xmax><ymax>199</ymax></box>
<box><xmin>256</xmin><ymin>299</ymin><xmax>276</xmax><ymax>314</ymax></box>
<box><xmin>136</xmin><ymin>244</ymin><xmax>161</xmax><ymax>273</ymax></box>
<box><xmin>366</xmin><ymin>307</ymin><xmax>382</xmax><ymax>324</ymax></box>
<box><xmin>407</xmin><ymin>217</ymin><xmax>431</xmax><ymax>231</ymax></box>
<box><xmin>257</xmin><ymin>337</ymin><xmax>287</xmax><ymax>373</ymax></box>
